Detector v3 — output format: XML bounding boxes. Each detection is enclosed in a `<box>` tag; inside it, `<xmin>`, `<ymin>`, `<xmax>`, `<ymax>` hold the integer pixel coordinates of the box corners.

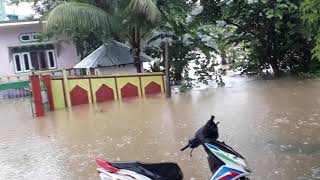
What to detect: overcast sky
<box><xmin>5</xmin><ymin>2</ymin><xmax>35</xmax><ymax>16</ymax></box>
<box><xmin>4</xmin><ymin>1</ymin><xmax>202</xmax><ymax>19</ymax></box>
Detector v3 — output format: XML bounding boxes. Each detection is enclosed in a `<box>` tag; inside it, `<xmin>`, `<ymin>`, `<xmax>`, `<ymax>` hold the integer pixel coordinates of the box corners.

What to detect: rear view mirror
<box><xmin>203</xmin><ymin>115</ymin><xmax>219</xmax><ymax>140</ymax></box>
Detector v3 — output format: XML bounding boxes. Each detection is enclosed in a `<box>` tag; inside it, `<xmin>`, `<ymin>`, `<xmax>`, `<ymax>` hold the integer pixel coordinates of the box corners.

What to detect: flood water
<box><xmin>0</xmin><ymin>76</ymin><xmax>320</xmax><ymax>180</ymax></box>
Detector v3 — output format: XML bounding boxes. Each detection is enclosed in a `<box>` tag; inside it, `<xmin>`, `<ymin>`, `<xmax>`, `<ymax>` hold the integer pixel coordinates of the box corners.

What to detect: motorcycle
<box><xmin>96</xmin><ymin>116</ymin><xmax>251</xmax><ymax>180</ymax></box>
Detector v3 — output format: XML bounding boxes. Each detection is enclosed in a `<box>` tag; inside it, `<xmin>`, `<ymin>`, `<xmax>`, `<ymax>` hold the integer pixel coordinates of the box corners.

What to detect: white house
<box><xmin>0</xmin><ymin>20</ymin><xmax>79</xmax><ymax>75</ymax></box>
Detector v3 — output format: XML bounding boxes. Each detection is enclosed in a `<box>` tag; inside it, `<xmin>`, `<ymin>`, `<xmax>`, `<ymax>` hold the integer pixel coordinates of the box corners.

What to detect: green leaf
<box><xmin>266</xmin><ymin>13</ymin><xmax>274</xmax><ymax>18</ymax></box>
<box><xmin>126</xmin><ymin>0</ymin><xmax>161</xmax><ymax>22</ymax></box>
<box><xmin>44</xmin><ymin>2</ymin><xmax>115</xmax><ymax>36</ymax></box>
<box><xmin>266</xmin><ymin>9</ymin><xmax>274</xmax><ymax>18</ymax></box>
<box><xmin>277</xmin><ymin>4</ymin><xmax>288</xmax><ymax>9</ymax></box>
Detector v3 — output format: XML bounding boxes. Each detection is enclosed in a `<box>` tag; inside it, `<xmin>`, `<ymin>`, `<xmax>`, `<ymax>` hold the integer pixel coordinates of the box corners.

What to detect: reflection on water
<box><xmin>0</xmin><ymin>77</ymin><xmax>320</xmax><ymax>180</ymax></box>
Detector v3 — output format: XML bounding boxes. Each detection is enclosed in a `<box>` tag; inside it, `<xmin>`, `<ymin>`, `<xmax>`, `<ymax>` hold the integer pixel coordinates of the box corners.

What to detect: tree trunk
<box><xmin>132</xmin><ymin>27</ymin><xmax>142</xmax><ymax>73</ymax></box>
<box><xmin>75</xmin><ymin>38</ymin><xmax>84</xmax><ymax>59</ymax></box>
<box><xmin>269</xmin><ymin>0</ymin><xmax>281</xmax><ymax>77</ymax></box>
<box><xmin>174</xmin><ymin>71</ymin><xmax>183</xmax><ymax>83</ymax></box>
<box><xmin>220</xmin><ymin>49</ymin><xmax>227</xmax><ymax>65</ymax></box>
<box><xmin>270</xmin><ymin>59</ymin><xmax>280</xmax><ymax>77</ymax></box>
<box><xmin>165</xmin><ymin>41</ymin><xmax>171</xmax><ymax>98</ymax></box>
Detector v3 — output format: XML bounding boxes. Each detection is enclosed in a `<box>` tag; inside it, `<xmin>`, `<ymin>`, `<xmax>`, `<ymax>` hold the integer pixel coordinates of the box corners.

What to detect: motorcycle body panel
<box><xmin>205</xmin><ymin>143</ymin><xmax>250</xmax><ymax>180</ymax></box>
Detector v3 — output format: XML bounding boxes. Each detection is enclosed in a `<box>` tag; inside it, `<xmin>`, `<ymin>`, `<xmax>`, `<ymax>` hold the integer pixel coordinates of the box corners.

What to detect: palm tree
<box><xmin>43</xmin><ymin>0</ymin><xmax>161</xmax><ymax>73</ymax></box>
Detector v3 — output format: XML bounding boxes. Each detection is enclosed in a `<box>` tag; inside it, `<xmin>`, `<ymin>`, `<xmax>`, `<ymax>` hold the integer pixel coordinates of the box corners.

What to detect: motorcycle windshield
<box><xmin>208</xmin><ymin>141</ymin><xmax>244</xmax><ymax>158</ymax></box>
<box><xmin>204</xmin><ymin>142</ymin><xmax>249</xmax><ymax>172</ymax></box>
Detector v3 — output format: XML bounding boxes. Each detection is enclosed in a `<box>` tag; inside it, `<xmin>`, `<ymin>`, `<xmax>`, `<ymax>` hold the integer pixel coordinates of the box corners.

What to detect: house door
<box><xmin>30</xmin><ymin>52</ymin><xmax>48</xmax><ymax>70</ymax></box>
<box><xmin>30</xmin><ymin>52</ymin><xmax>39</xmax><ymax>70</ymax></box>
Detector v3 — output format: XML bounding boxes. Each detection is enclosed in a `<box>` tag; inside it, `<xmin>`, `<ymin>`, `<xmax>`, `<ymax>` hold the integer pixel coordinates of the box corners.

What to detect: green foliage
<box><xmin>194</xmin><ymin>55</ymin><xmax>214</xmax><ymax>85</ymax></box>
<box><xmin>312</xmin><ymin>34</ymin><xmax>320</xmax><ymax>60</ymax></box>
<box><xmin>147</xmin><ymin>61</ymin><xmax>161</xmax><ymax>72</ymax></box>
<box><xmin>229</xmin><ymin>59</ymin><xmax>260</xmax><ymax>75</ymax></box>
<box><xmin>296</xmin><ymin>58</ymin><xmax>320</xmax><ymax>78</ymax></box>
<box><xmin>170</xmin><ymin>41</ymin><xmax>196</xmax><ymax>83</ymax></box>
<box><xmin>146</xmin><ymin>40</ymin><xmax>197</xmax><ymax>84</ymax></box>
<box><xmin>179</xmin><ymin>67</ymin><xmax>194</xmax><ymax>92</ymax></box>
<box><xmin>197</xmin><ymin>0</ymin><xmax>315</xmax><ymax>76</ymax></box>
<box><xmin>73</xmin><ymin>32</ymin><xmax>103</xmax><ymax>59</ymax></box>
<box><xmin>301</xmin><ymin>0</ymin><xmax>320</xmax><ymax>60</ymax></box>
<box><xmin>44</xmin><ymin>2</ymin><xmax>114</xmax><ymax>38</ymax></box>
<box><xmin>198</xmin><ymin>24</ymin><xmax>241</xmax><ymax>65</ymax></box>
<box><xmin>301</xmin><ymin>0</ymin><xmax>320</xmax><ymax>24</ymax></box>
<box><xmin>145</xmin><ymin>0</ymin><xmax>219</xmax><ymax>85</ymax></box>
<box><xmin>179</xmin><ymin>81</ymin><xmax>193</xmax><ymax>92</ymax></box>
<box><xmin>126</xmin><ymin>0</ymin><xmax>161</xmax><ymax>22</ymax></box>
<box><xmin>146</xmin><ymin>35</ymin><xmax>218</xmax><ymax>86</ymax></box>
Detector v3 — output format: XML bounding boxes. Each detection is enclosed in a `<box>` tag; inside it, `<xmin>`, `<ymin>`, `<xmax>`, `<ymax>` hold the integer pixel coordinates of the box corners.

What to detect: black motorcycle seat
<box><xmin>110</xmin><ymin>161</ymin><xmax>183</xmax><ymax>180</ymax></box>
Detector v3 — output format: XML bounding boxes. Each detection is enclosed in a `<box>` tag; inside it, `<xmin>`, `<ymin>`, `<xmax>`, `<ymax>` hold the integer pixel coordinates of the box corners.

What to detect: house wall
<box><xmin>0</xmin><ymin>22</ymin><xmax>79</xmax><ymax>75</ymax></box>
<box><xmin>96</xmin><ymin>64</ymin><xmax>143</xmax><ymax>75</ymax></box>
<box><xmin>55</xmin><ymin>41</ymin><xmax>80</xmax><ymax>69</ymax></box>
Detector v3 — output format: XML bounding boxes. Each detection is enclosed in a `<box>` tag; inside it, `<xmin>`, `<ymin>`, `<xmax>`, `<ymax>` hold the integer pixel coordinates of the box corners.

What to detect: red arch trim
<box><xmin>145</xmin><ymin>81</ymin><xmax>161</xmax><ymax>95</ymax></box>
<box><xmin>121</xmin><ymin>83</ymin><xmax>139</xmax><ymax>98</ymax></box>
<box><xmin>70</xmin><ymin>85</ymin><xmax>89</xmax><ymax>106</ymax></box>
<box><xmin>96</xmin><ymin>84</ymin><xmax>115</xmax><ymax>102</ymax></box>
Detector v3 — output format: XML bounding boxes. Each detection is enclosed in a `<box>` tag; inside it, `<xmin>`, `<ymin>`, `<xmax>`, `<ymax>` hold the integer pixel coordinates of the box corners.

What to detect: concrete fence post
<box><xmin>62</xmin><ymin>69</ymin><xmax>72</xmax><ymax>108</ymax></box>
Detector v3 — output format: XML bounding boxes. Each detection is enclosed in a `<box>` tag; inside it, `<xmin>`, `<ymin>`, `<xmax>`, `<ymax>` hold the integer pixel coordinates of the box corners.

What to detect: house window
<box><xmin>46</xmin><ymin>50</ymin><xmax>57</xmax><ymax>69</ymax></box>
<box><xmin>12</xmin><ymin>50</ymin><xmax>57</xmax><ymax>73</ymax></box>
<box><xmin>13</xmin><ymin>53</ymin><xmax>23</xmax><ymax>73</ymax></box>
<box><xmin>19</xmin><ymin>34</ymin><xmax>32</xmax><ymax>43</ymax></box>
<box><xmin>19</xmin><ymin>32</ymin><xmax>41</xmax><ymax>43</ymax></box>
<box><xmin>22</xmin><ymin>53</ymin><xmax>31</xmax><ymax>71</ymax></box>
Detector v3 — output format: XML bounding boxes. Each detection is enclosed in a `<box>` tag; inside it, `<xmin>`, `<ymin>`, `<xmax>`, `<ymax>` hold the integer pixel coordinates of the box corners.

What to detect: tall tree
<box><xmin>43</xmin><ymin>0</ymin><xmax>161</xmax><ymax>73</ymax></box>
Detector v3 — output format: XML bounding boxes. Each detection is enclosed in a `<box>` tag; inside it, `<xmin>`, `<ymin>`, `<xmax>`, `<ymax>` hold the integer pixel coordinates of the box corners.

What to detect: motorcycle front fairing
<box><xmin>204</xmin><ymin>141</ymin><xmax>251</xmax><ymax>180</ymax></box>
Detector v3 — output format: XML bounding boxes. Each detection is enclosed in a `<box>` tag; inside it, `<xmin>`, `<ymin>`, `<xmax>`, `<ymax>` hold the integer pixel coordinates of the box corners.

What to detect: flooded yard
<box><xmin>0</xmin><ymin>76</ymin><xmax>319</xmax><ymax>179</ymax></box>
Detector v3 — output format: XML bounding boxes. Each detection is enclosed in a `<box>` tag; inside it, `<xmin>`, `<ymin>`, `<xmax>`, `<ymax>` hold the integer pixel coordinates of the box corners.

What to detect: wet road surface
<box><xmin>0</xmin><ymin>76</ymin><xmax>319</xmax><ymax>179</ymax></box>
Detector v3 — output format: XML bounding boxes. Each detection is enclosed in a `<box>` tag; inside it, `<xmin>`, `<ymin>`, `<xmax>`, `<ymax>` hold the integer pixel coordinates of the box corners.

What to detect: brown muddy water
<box><xmin>0</xmin><ymin>76</ymin><xmax>320</xmax><ymax>180</ymax></box>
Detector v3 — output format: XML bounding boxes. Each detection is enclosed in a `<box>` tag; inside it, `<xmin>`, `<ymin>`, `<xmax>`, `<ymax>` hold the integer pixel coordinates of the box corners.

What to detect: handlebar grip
<box><xmin>180</xmin><ymin>144</ymin><xmax>189</xmax><ymax>151</ymax></box>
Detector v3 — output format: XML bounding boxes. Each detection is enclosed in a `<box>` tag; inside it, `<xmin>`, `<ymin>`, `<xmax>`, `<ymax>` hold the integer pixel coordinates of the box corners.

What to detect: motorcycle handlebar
<box><xmin>180</xmin><ymin>144</ymin><xmax>189</xmax><ymax>151</ymax></box>
<box><xmin>180</xmin><ymin>115</ymin><xmax>219</xmax><ymax>152</ymax></box>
